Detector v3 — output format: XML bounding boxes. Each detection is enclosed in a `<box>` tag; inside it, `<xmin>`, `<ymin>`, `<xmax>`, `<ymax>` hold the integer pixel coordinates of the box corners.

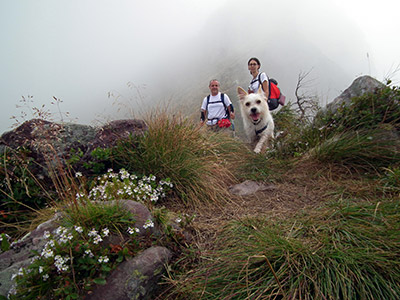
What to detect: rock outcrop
<box><xmin>0</xmin><ymin>119</ymin><xmax>147</xmax><ymax>179</ymax></box>
<box><xmin>325</xmin><ymin>75</ymin><xmax>385</xmax><ymax>114</ymax></box>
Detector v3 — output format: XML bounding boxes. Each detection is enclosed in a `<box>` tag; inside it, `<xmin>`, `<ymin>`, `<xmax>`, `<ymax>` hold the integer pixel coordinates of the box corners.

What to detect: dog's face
<box><xmin>237</xmin><ymin>87</ymin><xmax>269</xmax><ymax>124</ymax></box>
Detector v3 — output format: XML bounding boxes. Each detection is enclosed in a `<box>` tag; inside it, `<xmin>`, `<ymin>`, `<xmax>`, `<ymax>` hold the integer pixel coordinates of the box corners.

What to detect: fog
<box><xmin>1</xmin><ymin>0</ymin><xmax>399</xmax><ymax>134</ymax></box>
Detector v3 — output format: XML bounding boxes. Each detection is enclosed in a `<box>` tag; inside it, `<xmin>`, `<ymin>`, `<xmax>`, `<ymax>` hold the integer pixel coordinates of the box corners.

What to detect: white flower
<box><xmin>175</xmin><ymin>218</ymin><xmax>182</xmax><ymax>223</ymax></box>
<box><xmin>93</xmin><ymin>235</ymin><xmax>103</xmax><ymax>244</ymax></box>
<box><xmin>143</xmin><ymin>219</ymin><xmax>154</xmax><ymax>229</ymax></box>
<box><xmin>127</xmin><ymin>227</ymin><xmax>135</xmax><ymax>235</ymax></box>
<box><xmin>55</xmin><ymin>226</ymin><xmax>67</xmax><ymax>236</ymax></box>
<box><xmin>135</xmin><ymin>227</ymin><xmax>140</xmax><ymax>233</ymax></box>
<box><xmin>54</xmin><ymin>255</ymin><xmax>70</xmax><ymax>273</ymax></box>
<box><xmin>85</xmin><ymin>249</ymin><xmax>94</xmax><ymax>258</ymax></box>
<box><xmin>98</xmin><ymin>256</ymin><xmax>109</xmax><ymax>263</ymax></box>
<box><xmin>102</xmin><ymin>228</ymin><xmax>110</xmax><ymax>237</ymax></box>
<box><xmin>88</xmin><ymin>228</ymin><xmax>98</xmax><ymax>237</ymax></box>
<box><xmin>75</xmin><ymin>172</ymin><xmax>82</xmax><ymax>177</ymax></box>
<box><xmin>74</xmin><ymin>226</ymin><xmax>83</xmax><ymax>233</ymax></box>
<box><xmin>41</xmin><ymin>248</ymin><xmax>54</xmax><ymax>258</ymax></box>
<box><xmin>43</xmin><ymin>231</ymin><xmax>51</xmax><ymax>239</ymax></box>
<box><xmin>38</xmin><ymin>266</ymin><xmax>44</xmax><ymax>274</ymax></box>
<box><xmin>42</xmin><ymin>274</ymin><xmax>49</xmax><ymax>281</ymax></box>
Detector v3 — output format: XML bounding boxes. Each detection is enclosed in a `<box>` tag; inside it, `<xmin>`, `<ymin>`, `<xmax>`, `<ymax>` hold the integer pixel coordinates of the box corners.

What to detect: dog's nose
<box><xmin>251</xmin><ymin>108</ymin><xmax>257</xmax><ymax>113</ymax></box>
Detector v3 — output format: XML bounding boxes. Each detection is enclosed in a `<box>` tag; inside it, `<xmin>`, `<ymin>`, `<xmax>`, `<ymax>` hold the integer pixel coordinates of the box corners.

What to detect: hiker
<box><xmin>247</xmin><ymin>57</ymin><xmax>279</xmax><ymax>111</ymax></box>
<box><xmin>200</xmin><ymin>79</ymin><xmax>235</xmax><ymax>131</ymax></box>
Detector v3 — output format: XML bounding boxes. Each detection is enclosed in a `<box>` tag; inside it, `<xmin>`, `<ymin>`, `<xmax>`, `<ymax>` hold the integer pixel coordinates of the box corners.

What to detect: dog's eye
<box><xmin>256</xmin><ymin>100</ymin><xmax>261</xmax><ymax>104</ymax></box>
<box><xmin>245</xmin><ymin>102</ymin><xmax>250</xmax><ymax>107</ymax></box>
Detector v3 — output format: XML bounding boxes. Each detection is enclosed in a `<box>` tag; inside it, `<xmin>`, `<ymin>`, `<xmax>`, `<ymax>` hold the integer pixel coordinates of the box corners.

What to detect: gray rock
<box><xmin>229</xmin><ymin>180</ymin><xmax>276</xmax><ymax>196</ymax></box>
<box><xmin>0</xmin><ymin>118</ymin><xmax>147</xmax><ymax>179</ymax></box>
<box><xmin>85</xmin><ymin>246</ymin><xmax>172</xmax><ymax>300</ymax></box>
<box><xmin>325</xmin><ymin>75</ymin><xmax>385</xmax><ymax>114</ymax></box>
<box><xmin>0</xmin><ymin>213</ymin><xmax>62</xmax><ymax>296</ymax></box>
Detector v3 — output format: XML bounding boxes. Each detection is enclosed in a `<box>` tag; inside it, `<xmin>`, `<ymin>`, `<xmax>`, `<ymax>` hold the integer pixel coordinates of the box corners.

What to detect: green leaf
<box><xmin>101</xmin><ymin>265</ymin><xmax>111</xmax><ymax>272</ymax></box>
<box><xmin>93</xmin><ymin>278</ymin><xmax>107</xmax><ymax>285</ymax></box>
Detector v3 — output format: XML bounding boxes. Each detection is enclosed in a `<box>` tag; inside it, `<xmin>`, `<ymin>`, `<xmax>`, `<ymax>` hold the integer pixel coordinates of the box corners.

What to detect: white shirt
<box><xmin>248</xmin><ymin>72</ymin><xmax>268</xmax><ymax>93</ymax></box>
<box><xmin>201</xmin><ymin>92</ymin><xmax>232</xmax><ymax>125</ymax></box>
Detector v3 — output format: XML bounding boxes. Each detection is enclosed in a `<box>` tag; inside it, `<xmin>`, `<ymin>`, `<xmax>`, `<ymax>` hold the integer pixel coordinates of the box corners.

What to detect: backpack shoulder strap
<box><xmin>220</xmin><ymin>93</ymin><xmax>226</xmax><ymax>108</ymax></box>
<box><xmin>206</xmin><ymin>95</ymin><xmax>210</xmax><ymax>110</ymax></box>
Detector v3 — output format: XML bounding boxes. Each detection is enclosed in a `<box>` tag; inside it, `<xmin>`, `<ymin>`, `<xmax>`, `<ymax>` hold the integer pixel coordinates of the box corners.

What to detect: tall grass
<box><xmin>169</xmin><ymin>200</ymin><xmax>400</xmax><ymax>299</ymax></box>
<box><xmin>111</xmin><ymin>111</ymin><xmax>249</xmax><ymax>206</ymax></box>
<box><xmin>310</xmin><ymin>127</ymin><xmax>400</xmax><ymax>171</ymax></box>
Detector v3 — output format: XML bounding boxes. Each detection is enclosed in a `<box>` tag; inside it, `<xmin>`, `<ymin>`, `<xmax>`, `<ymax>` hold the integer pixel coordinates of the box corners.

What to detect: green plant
<box><xmin>310</xmin><ymin>128</ymin><xmax>400</xmax><ymax>171</ymax></box>
<box><xmin>380</xmin><ymin>166</ymin><xmax>400</xmax><ymax>194</ymax></box>
<box><xmin>8</xmin><ymin>220</ymin><xmax>141</xmax><ymax>299</ymax></box>
<box><xmin>83</xmin><ymin>147</ymin><xmax>113</xmax><ymax>175</ymax></box>
<box><xmin>315</xmin><ymin>85</ymin><xmax>400</xmax><ymax>138</ymax></box>
<box><xmin>0</xmin><ymin>233</ymin><xmax>10</xmax><ymax>252</ymax></box>
<box><xmin>111</xmin><ymin>112</ymin><xmax>247</xmax><ymax>206</ymax></box>
<box><xmin>169</xmin><ymin>200</ymin><xmax>400</xmax><ymax>299</ymax></box>
<box><xmin>86</xmin><ymin>168</ymin><xmax>173</xmax><ymax>208</ymax></box>
<box><xmin>8</xmin><ymin>165</ymin><xmax>169</xmax><ymax>299</ymax></box>
<box><xmin>0</xmin><ymin>148</ymin><xmax>51</xmax><ymax>232</ymax></box>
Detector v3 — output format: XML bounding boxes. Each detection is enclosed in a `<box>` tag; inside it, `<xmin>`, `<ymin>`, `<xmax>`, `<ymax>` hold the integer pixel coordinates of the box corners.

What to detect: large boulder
<box><xmin>0</xmin><ymin>118</ymin><xmax>147</xmax><ymax>179</ymax></box>
<box><xmin>86</xmin><ymin>246</ymin><xmax>172</xmax><ymax>300</ymax></box>
<box><xmin>325</xmin><ymin>75</ymin><xmax>385</xmax><ymax>114</ymax></box>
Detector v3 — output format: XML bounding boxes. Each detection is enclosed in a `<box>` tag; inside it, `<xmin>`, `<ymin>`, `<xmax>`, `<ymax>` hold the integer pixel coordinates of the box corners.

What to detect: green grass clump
<box><xmin>170</xmin><ymin>200</ymin><xmax>400</xmax><ymax>300</ymax></box>
<box><xmin>310</xmin><ymin>127</ymin><xmax>400</xmax><ymax>171</ymax></box>
<box><xmin>111</xmin><ymin>112</ymin><xmax>249</xmax><ymax>206</ymax></box>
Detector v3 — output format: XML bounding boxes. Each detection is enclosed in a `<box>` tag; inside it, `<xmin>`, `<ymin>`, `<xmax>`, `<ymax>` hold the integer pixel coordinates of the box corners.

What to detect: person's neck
<box><xmin>211</xmin><ymin>92</ymin><xmax>219</xmax><ymax>96</ymax></box>
<box><xmin>252</xmin><ymin>70</ymin><xmax>259</xmax><ymax>78</ymax></box>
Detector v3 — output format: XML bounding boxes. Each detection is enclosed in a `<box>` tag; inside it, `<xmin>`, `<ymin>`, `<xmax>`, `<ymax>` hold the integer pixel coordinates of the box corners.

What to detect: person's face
<box><xmin>209</xmin><ymin>81</ymin><xmax>220</xmax><ymax>96</ymax></box>
<box><xmin>248</xmin><ymin>60</ymin><xmax>260</xmax><ymax>73</ymax></box>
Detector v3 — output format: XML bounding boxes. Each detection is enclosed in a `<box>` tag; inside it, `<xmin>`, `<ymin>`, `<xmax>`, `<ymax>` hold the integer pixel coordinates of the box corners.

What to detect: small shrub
<box><xmin>0</xmin><ymin>148</ymin><xmax>50</xmax><ymax>232</ymax></box>
<box><xmin>8</xmin><ymin>221</ymin><xmax>142</xmax><ymax>299</ymax></box>
<box><xmin>310</xmin><ymin>128</ymin><xmax>400</xmax><ymax>171</ymax></box>
<box><xmin>86</xmin><ymin>168</ymin><xmax>173</xmax><ymax>207</ymax></box>
<box><xmin>111</xmin><ymin>112</ymin><xmax>247</xmax><ymax>206</ymax></box>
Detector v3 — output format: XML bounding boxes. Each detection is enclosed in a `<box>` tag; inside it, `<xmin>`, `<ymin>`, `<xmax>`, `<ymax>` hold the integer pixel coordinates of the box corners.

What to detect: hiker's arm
<box><xmin>228</xmin><ymin>104</ymin><xmax>235</xmax><ymax>120</ymax></box>
<box><xmin>200</xmin><ymin>109</ymin><xmax>206</xmax><ymax>125</ymax></box>
<box><xmin>261</xmin><ymin>80</ymin><xmax>269</xmax><ymax>98</ymax></box>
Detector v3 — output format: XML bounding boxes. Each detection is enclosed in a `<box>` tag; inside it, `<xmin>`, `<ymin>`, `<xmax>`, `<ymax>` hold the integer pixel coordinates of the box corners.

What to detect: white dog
<box><xmin>237</xmin><ymin>86</ymin><xmax>274</xmax><ymax>153</ymax></box>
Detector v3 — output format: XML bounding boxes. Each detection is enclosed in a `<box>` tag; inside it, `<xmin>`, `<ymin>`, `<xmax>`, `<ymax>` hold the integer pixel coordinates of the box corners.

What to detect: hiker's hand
<box><xmin>230</xmin><ymin>112</ymin><xmax>235</xmax><ymax>120</ymax></box>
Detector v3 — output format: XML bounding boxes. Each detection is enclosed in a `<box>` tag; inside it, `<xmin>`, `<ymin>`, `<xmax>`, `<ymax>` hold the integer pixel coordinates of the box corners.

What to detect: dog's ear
<box><xmin>237</xmin><ymin>87</ymin><xmax>247</xmax><ymax>101</ymax></box>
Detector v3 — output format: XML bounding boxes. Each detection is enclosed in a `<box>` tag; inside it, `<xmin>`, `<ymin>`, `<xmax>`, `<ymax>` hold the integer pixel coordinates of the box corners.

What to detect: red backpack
<box><xmin>258</xmin><ymin>74</ymin><xmax>286</xmax><ymax>110</ymax></box>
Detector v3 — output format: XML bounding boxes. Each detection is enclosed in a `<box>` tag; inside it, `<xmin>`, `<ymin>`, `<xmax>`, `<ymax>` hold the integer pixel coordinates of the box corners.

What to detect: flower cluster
<box><xmin>88</xmin><ymin>168</ymin><xmax>173</xmax><ymax>204</ymax></box>
<box><xmin>8</xmin><ymin>224</ymin><xmax>124</xmax><ymax>299</ymax></box>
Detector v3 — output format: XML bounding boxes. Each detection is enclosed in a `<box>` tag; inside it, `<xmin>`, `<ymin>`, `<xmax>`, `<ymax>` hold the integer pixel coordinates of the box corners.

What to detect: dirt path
<box><xmin>168</xmin><ymin>161</ymin><xmax>352</xmax><ymax>251</ymax></box>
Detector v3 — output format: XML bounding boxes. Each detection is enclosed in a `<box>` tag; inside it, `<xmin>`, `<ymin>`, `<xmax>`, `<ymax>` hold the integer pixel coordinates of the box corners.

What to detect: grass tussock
<box><xmin>168</xmin><ymin>200</ymin><xmax>400</xmax><ymax>300</ymax></box>
<box><xmin>310</xmin><ymin>127</ymin><xmax>400</xmax><ymax>171</ymax></box>
<box><xmin>111</xmin><ymin>111</ymin><xmax>250</xmax><ymax>206</ymax></box>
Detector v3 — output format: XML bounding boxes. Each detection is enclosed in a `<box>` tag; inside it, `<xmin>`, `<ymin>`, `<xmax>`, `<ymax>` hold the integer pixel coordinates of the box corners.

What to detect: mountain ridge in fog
<box><xmin>139</xmin><ymin>0</ymin><xmax>370</xmax><ymax>120</ymax></box>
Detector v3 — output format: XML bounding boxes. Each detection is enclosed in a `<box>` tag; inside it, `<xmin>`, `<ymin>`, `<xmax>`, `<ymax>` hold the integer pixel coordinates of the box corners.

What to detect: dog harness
<box><xmin>255</xmin><ymin>124</ymin><xmax>268</xmax><ymax>136</ymax></box>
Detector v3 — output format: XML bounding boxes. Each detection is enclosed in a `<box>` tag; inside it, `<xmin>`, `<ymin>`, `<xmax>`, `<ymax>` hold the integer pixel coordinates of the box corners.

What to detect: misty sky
<box><xmin>1</xmin><ymin>0</ymin><xmax>399</xmax><ymax>134</ymax></box>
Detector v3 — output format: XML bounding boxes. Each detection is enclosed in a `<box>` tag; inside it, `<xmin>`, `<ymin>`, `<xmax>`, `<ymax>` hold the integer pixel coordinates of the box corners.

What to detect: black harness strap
<box><xmin>255</xmin><ymin>124</ymin><xmax>268</xmax><ymax>136</ymax></box>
